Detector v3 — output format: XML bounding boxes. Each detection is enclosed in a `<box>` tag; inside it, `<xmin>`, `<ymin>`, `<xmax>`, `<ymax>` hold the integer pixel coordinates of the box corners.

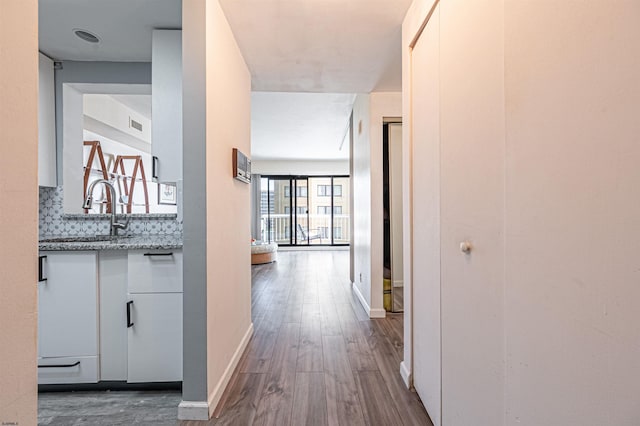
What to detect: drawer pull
<box><xmin>38</xmin><ymin>361</ymin><xmax>80</xmax><ymax>368</ymax></box>
<box><xmin>143</xmin><ymin>252</ymin><xmax>173</xmax><ymax>257</ymax></box>
<box><xmin>38</xmin><ymin>255</ymin><xmax>47</xmax><ymax>283</ymax></box>
<box><xmin>127</xmin><ymin>300</ymin><xmax>134</xmax><ymax>328</ymax></box>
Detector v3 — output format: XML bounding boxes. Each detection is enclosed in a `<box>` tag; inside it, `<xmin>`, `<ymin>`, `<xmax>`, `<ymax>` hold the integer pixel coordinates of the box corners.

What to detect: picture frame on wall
<box><xmin>158</xmin><ymin>182</ymin><xmax>177</xmax><ymax>205</ymax></box>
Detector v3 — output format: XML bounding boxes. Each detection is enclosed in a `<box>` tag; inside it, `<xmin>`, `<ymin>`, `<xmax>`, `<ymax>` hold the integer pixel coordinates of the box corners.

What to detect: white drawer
<box><xmin>128</xmin><ymin>249</ymin><xmax>183</xmax><ymax>293</ymax></box>
<box><xmin>37</xmin><ymin>356</ymin><xmax>99</xmax><ymax>384</ymax></box>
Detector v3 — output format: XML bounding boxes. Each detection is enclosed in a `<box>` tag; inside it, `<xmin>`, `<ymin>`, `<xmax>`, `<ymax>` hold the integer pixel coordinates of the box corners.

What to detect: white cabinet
<box><xmin>152</xmin><ymin>30</ymin><xmax>182</xmax><ymax>183</ymax></box>
<box><xmin>128</xmin><ymin>249</ymin><xmax>183</xmax><ymax>293</ymax></box>
<box><xmin>126</xmin><ymin>248</ymin><xmax>183</xmax><ymax>382</ymax></box>
<box><xmin>39</xmin><ymin>248</ymin><xmax>183</xmax><ymax>385</ymax></box>
<box><xmin>123</xmin><ymin>246</ymin><xmax>182</xmax><ymax>383</ymax></box>
<box><xmin>38</xmin><ymin>53</ymin><xmax>56</xmax><ymax>187</ymax></box>
<box><xmin>37</xmin><ymin>251</ymin><xmax>98</xmax><ymax>384</ymax></box>
<box><xmin>126</xmin><ymin>293</ymin><xmax>183</xmax><ymax>382</ymax></box>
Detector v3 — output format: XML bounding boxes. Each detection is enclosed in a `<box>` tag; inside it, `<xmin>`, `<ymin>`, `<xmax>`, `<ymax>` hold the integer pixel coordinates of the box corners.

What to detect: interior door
<box><xmin>438</xmin><ymin>1</ymin><xmax>505</xmax><ymax>424</ymax></box>
<box><xmin>410</xmin><ymin>4</ymin><xmax>442</xmax><ymax>425</ymax></box>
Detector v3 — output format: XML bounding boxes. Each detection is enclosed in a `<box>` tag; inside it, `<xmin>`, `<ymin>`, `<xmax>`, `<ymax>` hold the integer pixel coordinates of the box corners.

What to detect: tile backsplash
<box><xmin>39</xmin><ymin>186</ymin><xmax>182</xmax><ymax>238</ymax></box>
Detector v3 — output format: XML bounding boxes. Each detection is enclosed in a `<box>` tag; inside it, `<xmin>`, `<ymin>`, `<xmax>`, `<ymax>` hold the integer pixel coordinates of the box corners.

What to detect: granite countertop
<box><xmin>38</xmin><ymin>234</ymin><xmax>183</xmax><ymax>251</ymax></box>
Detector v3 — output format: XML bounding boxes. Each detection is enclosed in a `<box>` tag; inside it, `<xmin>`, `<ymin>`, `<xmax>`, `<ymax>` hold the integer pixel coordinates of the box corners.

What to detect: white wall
<box><xmin>352</xmin><ymin>94</ymin><xmax>373</xmax><ymax>313</ymax></box>
<box><xmin>204</xmin><ymin>0</ymin><xmax>253</xmax><ymax>416</ymax></box>
<box><xmin>62</xmin><ymin>85</ymin><xmax>85</xmax><ymax>213</ymax></box>
<box><xmin>503</xmin><ymin>2</ymin><xmax>640</xmax><ymax>425</ymax></box>
<box><xmin>84</xmin><ymin>94</ymin><xmax>151</xmax><ymax>144</ymax></box>
<box><xmin>0</xmin><ymin>0</ymin><xmax>38</xmax><ymax>423</ymax></box>
<box><xmin>351</xmin><ymin>92</ymin><xmax>401</xmax><ymax>318</ymax></box>
<box><xmin>404</xmin><ymin>0</ymin><xmax>640</xmax><ymax>425</ymax></box>
<box><xmin>252</xmin><ymin>159</ymin><xmax>349</xmax><ymax>176</ymax></box>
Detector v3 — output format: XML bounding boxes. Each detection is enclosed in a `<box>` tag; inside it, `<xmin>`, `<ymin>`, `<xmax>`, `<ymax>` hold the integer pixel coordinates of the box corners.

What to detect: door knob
<box><xmin>460</xmin><ymin>241</ymin><xmax>472</xmax><ymax>254</ymax></box>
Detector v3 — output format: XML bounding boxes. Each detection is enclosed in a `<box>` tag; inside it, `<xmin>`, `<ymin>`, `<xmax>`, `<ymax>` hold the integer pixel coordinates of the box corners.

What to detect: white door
<box><xmin>127</xmin><ymin>292</ymin><xmax>183</xmax><ymax>382</ymax></box>
<box><xmin>438</xmin><ymin>1</ymin><xmax>505</xmax><ymax>424</ymax></box>
<box><xmin>410</xmin><ymin>4</ymin><xmax>442</xmax><ymax>425</ymax></box>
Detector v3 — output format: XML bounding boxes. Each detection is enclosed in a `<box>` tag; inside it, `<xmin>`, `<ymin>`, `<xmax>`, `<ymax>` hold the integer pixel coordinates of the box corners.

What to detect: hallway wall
<box><xmin>352</xmin><ymin>92</ymin><xmax>402</xmax><ymax>318</ymax></box>
<box><xmin>0</xmin><ymin>0</ymin><xmax>38</xmax><ymax>423</ymax></box>
<box><xmin>503</xmin><ymin>2</ymin><xmax>640</xmax><ymax>424</ymax></box>
<box><xmin>404</xmin><ymin>0</ymin><xmax>640</xmax><ymax>425</ymax></box>
<box><xmin>181</xmin><ymin>0</ymin><xmax>252</xmax><ymax>420</ymax></box>
<box><xmin>204</xmin><ymin>0</ymin><xmax>253</xmax><ymax>417</ymax></box>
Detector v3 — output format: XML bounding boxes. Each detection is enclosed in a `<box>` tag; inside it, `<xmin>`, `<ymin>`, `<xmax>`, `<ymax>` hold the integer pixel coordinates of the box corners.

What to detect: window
<box><xmin>283</xmin><ymin>202</ymin><xmax>304</xmax><ymax>215</ymax></box>
<box><xmin>317</xmin><ymin>206</ymin><xmax>342</xmax><ymax>215</ymax></box>
<box><xmin>318</xmin><ymin>185</ymin><xmax>331</xmax><ymax>196</ymax></box>
<box><xmin>285</xmin><ymin>185</ymin><xmax>306</xmax><ymax>197</ymax></box>
<box><xmin>334</xmin><ymin>227</ymin><xmax>342</xmax><ymax>239</ymax></box>
<box><xmin>318</xmin><ymin>227</ymin><xmax>329</xmax><ymax>238</ymax></box>
<box><xmin>262</xmin><ymin>175</ymin><xmax>349</xmax><ymax>246</ymax></box>
<box><xmin>319</xmin><ymin>185</ymin><xmax>341</xmax><ymax>197</ymax></box>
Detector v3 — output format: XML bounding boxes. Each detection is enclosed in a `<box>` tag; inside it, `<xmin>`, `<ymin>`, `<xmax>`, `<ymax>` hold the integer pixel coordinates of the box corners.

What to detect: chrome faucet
<box><xmin>83</xmin><ymin>179</ymin><xmax>130</xmax><ymax>236</ymax></box>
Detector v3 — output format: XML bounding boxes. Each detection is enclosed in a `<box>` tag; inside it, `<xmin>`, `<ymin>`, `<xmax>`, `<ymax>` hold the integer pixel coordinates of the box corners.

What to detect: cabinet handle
<box><xmin>38</xmin><ymin>361</ymin><xmax>80</xmax><ymax>368</ymax></box>
<box><xmin>127</xmin><ymin>300</ymin><xmax>134</xmax><ymax>328</ymax></box>
<box><xmin>143</xmin><ymin>252</ymin><xmax>173</xmax><ymax>257</ymax></box>
<box><xmin>38</xmin><ymin>255</ymin><xmax>47</xmax><ymax>283</ymax></box>
<box><xmin>152</xmin><ymin>156</ymin><xmax>159</xmax><ymax>181</ymax></box>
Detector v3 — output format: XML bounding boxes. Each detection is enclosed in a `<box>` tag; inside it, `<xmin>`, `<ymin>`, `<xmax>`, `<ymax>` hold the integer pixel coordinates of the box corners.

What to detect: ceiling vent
<box><xmin>73</xmin><ymin>29</ymin><xmax>100</xmax><ymax>44</ymax></box>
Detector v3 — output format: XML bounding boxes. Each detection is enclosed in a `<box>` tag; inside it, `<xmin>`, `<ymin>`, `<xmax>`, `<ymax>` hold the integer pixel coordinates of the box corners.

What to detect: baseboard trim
<box><xmin>207</xmin><ymin>322</ymin><xmax>254</xmax><ymax>417</ymax></box>
<box><xmin>369</xmin><ymin>308</ymin><xmax>387</xmax><ymax>318</ymax></box>
<box><xmin>400</xmin><ymin>361</ymin><xmax>412</xmax><ymax>389</ymax></box>
<box><xmin>178</xmin><ymin>401</ymin><xmax>209</xmax><ymax>421</ymax></box>
<box><xmin>352</xmin><ymin>282</ymin><xmax>386</xmax><ymax>319</ymax></box>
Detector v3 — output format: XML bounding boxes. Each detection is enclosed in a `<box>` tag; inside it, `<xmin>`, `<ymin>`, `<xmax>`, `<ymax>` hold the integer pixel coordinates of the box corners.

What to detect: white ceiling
<box><xmin>39</xmin><ymin>0</ymin><xmax>181</xmax><ymax>61</ymax></box>
<box><xmin>251</xmin><ymin>92</ymin><xmax>354</xmax><ymax>161</ymax></box>
<box><xmin>39</xmin><ymin>0</ymin><xmax>409</xmax><ymax>161</ymax></box>
<box><xmin>219</xmin><ymin>0</ymin><xmax>412</xmax><ymax>93</ymax></box>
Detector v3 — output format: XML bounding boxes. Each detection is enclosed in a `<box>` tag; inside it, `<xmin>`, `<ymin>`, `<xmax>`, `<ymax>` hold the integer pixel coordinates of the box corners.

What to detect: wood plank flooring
<box><xmin>182</xmin><ymin>250</ymin><xmax>433</xmax><ymax>426</ymax></box>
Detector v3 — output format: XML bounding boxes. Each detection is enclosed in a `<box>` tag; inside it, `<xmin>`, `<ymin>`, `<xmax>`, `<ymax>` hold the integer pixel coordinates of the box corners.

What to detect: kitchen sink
<box><xmin>39</xmin><ymin>235</ymin><xmax>131</xmax><ymax>243</ymax></box>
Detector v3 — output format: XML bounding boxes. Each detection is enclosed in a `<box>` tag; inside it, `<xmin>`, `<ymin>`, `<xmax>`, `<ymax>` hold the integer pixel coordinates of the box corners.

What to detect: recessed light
<box><xmin>73</xmin><ymin>29</ymin><xmax>100</xmax><ymax>44</ymax></box>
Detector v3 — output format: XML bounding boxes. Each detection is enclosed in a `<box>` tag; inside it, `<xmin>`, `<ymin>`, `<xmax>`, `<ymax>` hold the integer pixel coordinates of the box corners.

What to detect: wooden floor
<box><xmin>182</xmin><ymin>250</ymin><xmax>432</xmax><ymax>426</ymax></box>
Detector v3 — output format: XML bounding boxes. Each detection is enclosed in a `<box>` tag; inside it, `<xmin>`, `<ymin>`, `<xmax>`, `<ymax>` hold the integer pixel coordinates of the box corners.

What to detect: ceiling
<box><xmin>219</xmin><ymin>0</ymin><xmax>412</xmax><ymax>93</ymax></box>
<box><xmin>251</xmin><ymin>92</ymin><xmax>354</xmax><ymax>161</ymax></box>
<box><xmin>39</xmin><ymin>0</ymin><xmax>181</xmax><ymax>61</ymax></box>
<box><xmin>39</xmin><ymin>0</ymin><xmax>410</xmax><ymax>161</ymax></box>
